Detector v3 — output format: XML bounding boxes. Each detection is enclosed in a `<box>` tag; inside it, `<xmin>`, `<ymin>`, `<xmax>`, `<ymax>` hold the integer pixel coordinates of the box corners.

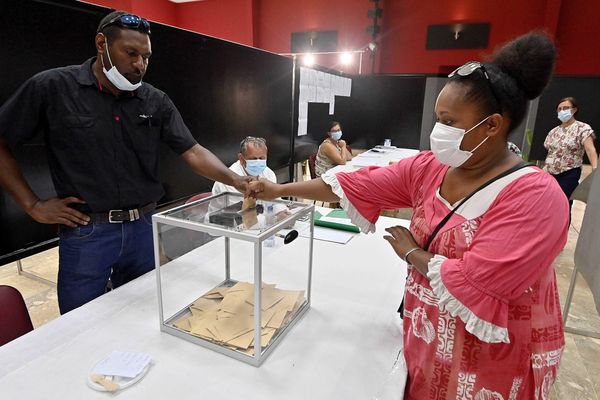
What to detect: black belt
<box><xmin>89</xmin><ymin>203</ymin><xmax>156</xmax><ymax>224</ymax></box>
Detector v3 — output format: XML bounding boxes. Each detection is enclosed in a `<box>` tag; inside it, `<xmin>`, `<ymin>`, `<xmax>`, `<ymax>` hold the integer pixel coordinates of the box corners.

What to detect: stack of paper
<box><xmin>173</xmin><ymin>282</ymin><xmax>305</xmax><ymax>352</ymax></box>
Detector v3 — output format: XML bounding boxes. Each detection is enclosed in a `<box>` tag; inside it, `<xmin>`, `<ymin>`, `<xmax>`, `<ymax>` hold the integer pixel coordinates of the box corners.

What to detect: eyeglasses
<box><xmin>99</xmin><ymin>14</ymin><xmax>151</xmax><ymax>35</ymax></box>
<box><xmin>449</xmin><ymin>61</ymin><xmax>502</xmax><ymax>114</ymax></box>
<box><xmin>557</xmin><ymin>106</ymin><xmax>572</xmax><ymax>112</ymax></box>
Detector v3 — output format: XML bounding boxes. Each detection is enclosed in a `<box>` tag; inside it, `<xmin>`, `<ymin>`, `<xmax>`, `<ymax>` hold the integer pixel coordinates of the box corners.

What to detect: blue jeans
<box><xmin>57</xmin><ymin>211</ymin><xmax>155</xmax><ymax>314</ymax></box>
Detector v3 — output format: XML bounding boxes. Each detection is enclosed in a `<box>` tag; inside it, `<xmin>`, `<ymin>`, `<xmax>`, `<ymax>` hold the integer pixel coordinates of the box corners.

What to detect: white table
<box><xmin>330</xmin><ymin>147</ymin><xmax>420</xmax><ymax>175</ymax></box>
<box><xmin>0</xmin><ymin>215</ymin><xmax>409</xmax><ymax>400</ymax></box>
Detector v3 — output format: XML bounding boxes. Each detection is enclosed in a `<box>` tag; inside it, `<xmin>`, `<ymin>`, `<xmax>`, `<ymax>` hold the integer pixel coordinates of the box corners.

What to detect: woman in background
<box><xmin>544</xmin><ymin>97</ymin><xmax>597</xmax><ymax>214</ymax></box>
<box><xmin>314</xmin><ymin>121</ymin><xmax>352</xmax><ymax>177</ymax></box>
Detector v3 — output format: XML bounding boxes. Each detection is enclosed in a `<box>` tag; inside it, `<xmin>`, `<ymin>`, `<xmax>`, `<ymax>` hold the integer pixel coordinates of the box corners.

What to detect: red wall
<box><xmin>82</xmin><ymin>0</ymin><xmax>176</xmax><ymax>27</ymax></box>
<box><xmin>378</xmin><ymin>0</ymin><xmax>549</xmax><ymax>74</ymax></box>
<box><xmin>83</xmin><ymin>0</ymin><xmax>600</xmax><ymax>76</ymax></box>
<box><xmin>253</xmin><ymin>0</ymin><xmax>376</xmax><ymax>73</ymax></box>
<box><xmin>554</xmin><ymin>0</ymin><xmax>600</xmax><ymax>75</ymax></box>
<box><xmin>175</xmin><ymin>0</ymin><xmax>254</xmax><ymax>46</ymax></box>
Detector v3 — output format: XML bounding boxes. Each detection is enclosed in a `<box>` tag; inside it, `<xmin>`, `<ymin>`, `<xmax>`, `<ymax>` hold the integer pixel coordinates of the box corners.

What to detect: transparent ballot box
<box><xmin>152</xmin><ymin>192</ymin><xmax>314</xmax><ymax>366</ymax></box>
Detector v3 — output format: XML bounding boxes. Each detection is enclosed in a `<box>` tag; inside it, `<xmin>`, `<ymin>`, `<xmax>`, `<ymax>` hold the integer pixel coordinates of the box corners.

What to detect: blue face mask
<box><xmin>330</xmin><ymin>131</ymin><xmax>342</xmax><ymax>141</ymax></box>
<box><xmin>244</xmin><ymin>159</ymin><xmax>267</xmax><ymax>176</ymax></box>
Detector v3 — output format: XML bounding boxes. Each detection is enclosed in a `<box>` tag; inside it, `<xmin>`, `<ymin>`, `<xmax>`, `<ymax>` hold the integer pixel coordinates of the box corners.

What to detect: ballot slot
<box><xmin>152</xmin><ymin>192</ymin><xmax>314</xmax><ymax>366</ymax></box>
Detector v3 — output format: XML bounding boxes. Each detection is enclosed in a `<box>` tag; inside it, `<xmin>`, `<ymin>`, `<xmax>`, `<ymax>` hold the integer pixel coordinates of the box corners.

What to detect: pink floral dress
<box><xmin>322</xmin><ymin>152</ymin><xmax>569</xmax><ymax>400</ymax></box>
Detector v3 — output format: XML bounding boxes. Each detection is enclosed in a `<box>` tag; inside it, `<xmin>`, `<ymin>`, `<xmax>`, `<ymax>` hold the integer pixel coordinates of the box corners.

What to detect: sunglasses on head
<box><xmin>99</xmin><ymin>14</ymin><xmax>151</xmax><ymax>35</ymax></box>
<box><xmin>449</xmin><ymin>61</ymin><xmax>502</xmax><ymax>114</ymax></box>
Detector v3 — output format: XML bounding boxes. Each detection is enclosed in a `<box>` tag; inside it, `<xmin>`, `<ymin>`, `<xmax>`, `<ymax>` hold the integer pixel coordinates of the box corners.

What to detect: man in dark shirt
<box><xmin>0</xmin><ymin>11</ymin><xmax>251</xmax><ymax>313</ymax></box>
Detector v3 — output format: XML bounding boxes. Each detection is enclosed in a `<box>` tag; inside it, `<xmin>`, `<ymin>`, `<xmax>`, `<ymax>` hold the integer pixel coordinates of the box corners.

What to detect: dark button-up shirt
<box><xmin>0</xmin><ymin>58</ymin><xmax>197</xmax><ymax>212</ymax></box>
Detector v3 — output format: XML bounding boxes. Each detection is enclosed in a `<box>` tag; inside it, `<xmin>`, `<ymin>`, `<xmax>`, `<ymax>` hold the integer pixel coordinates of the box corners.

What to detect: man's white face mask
<box><xmin>100</xmin><ymin>37</ymin><xmax>142</xmax><ymax>91</ymax></box>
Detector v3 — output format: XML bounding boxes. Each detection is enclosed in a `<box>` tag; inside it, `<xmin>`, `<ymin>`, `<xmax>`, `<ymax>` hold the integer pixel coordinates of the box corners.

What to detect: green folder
<box><xmin>314</xmin><ymin>209</ymin><xmax>360</xmax><ymax>233</ymax></box>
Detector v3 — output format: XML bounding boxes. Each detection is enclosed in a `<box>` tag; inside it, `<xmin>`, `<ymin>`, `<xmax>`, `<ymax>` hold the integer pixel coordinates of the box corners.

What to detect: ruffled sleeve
<box><xmin>427</xmin><ymin>255</ymin><xmax>510</xmax><ymax>343</ymax></box>
<box><xmin>425</xmin><ymin>171</ymin><xmax>569</xmax><ymax>343</ymax></box>
<box><xmin>321</xmin><ymin>151</ymin><xmax>439</xmax><ymax>232</ymax></box>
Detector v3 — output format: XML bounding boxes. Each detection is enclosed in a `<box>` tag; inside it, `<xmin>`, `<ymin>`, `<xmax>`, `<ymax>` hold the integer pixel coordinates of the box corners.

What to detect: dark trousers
<box><xmin>57</xmin><ymin>211</ymin><xmax>155</xmax><ymax>314</ymax></box>
<box><xmin>552</xmin><ymin>167</ymin><xmax>581</xmax><ymax>220</ymax></box>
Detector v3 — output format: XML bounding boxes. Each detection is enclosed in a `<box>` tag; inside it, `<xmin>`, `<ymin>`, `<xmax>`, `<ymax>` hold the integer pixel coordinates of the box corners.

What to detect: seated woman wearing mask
<box><xmin>314</xmin><ymin>121</ymin><xmax>353</xmax><ymax>177</ymax></box>
<box><xmin>249</xmin><ymin>33</ymin><xmax>568</xmax><ymax>399</ymax></box>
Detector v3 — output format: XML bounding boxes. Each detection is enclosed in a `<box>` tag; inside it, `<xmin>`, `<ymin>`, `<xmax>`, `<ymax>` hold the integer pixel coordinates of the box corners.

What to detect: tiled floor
<box><xmin>1</xmin><ymin>167</ymin><xmax>599</xmax><ymax>399</ymax></box>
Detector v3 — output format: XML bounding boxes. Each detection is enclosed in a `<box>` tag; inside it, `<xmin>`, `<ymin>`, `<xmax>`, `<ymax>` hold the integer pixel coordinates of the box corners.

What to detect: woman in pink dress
<box><xmin>250</xmin><ymin>32</ymin><xmax>568</xmax><ymax>399</ymax></box>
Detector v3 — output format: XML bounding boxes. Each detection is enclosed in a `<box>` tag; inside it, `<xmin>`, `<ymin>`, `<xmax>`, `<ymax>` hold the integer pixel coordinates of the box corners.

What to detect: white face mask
<box><xmin>101</xmin><ymin>38</ymin><xmax>142</xmax><ymax>91</ymax></box>
<box><xmin>557</xmin><ymin>109</ymin><xmax>572</xmax><ymax>123</ymax></box>
<box><xmin>430</xmin><ymin>116</ymin><xmax>491</xmax><ymax>167</ymax></box>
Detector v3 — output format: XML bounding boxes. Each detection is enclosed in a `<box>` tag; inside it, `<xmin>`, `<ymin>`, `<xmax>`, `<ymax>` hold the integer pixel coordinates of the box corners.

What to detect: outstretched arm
<box><xmin>181</xmin><ymin>144</ymin><xmax>253</xmax><ymax>194</ymax></box>
<box><xmin>249</xmin><ymin>178</ymin><xmax>339</xmax><ymax>202</ymax></box>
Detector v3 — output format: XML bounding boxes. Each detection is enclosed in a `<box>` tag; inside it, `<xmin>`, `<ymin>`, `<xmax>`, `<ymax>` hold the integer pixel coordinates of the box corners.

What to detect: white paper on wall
<box><xmin>298</xmin><ymin>118</ymin><xmax>308</xmax><ymax>136</ymax></box>
<box><xmin>297</xmin><ymin>67</ymin><xmax>352</xmax><ymax>136</ymax></box>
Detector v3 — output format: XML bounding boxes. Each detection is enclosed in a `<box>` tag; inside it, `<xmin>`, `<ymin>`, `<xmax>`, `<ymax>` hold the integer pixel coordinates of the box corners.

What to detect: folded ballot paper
<box><xmin>314</xmin><ymin>209</ymin><xmax>360</xmax><ymax>233</ymax></box>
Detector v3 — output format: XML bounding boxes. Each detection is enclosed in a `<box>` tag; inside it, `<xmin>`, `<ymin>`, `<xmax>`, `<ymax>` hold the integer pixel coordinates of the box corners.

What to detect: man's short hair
<box><xmin>240</xmin><ymin>136</ymin><xmax>267</xmax><ymax>154</ymax></box>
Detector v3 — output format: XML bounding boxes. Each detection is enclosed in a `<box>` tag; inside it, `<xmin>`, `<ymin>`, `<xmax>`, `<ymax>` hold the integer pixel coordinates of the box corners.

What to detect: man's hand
<box><xmin>27</xmin><ymin>197</ymin><xmax>90</xmax><ymax>227</ymax></box>
<box><xmin>247</xmin><ymin>179</ymin><xmax>281</xmax><ymax>200</ymax></box>
<box><xmin>232</xmin><ymin>175</ymin><xmax>255</xmax><ymax>196</ymax></box>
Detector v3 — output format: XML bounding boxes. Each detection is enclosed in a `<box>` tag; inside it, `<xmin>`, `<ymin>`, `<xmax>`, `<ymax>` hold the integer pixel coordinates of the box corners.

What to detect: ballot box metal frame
<box><xmin>152</xmin><ymin>192</ymin><xmax>315</xmax><ymax>366</ymax></box>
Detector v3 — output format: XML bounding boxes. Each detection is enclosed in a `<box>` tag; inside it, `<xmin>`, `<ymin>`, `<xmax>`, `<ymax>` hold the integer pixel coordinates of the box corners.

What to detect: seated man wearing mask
<box><xmin>212</xmin><ymin>136</ymin><xmax>276</xmax><ymax>195</ymax></box>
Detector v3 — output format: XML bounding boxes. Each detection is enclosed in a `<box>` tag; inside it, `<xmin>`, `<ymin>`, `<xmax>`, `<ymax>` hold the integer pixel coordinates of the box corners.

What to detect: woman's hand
<box><xmin>383</xmin><ymin>225</ymin><xmax>419</xmax><ymax>260</ymax></box>
<box><xmin>248</xmin><ymin>179</ymin><xmax>281</xmax><ymax>199</ymax></box>
<box><xmin>338</xmin><ymin>139</ymin><xmax>347</xmax><ymax>148</ymax></box>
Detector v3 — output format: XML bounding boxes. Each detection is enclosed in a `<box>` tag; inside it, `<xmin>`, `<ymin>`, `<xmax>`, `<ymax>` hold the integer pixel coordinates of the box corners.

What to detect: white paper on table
<box><xmin>299</xmin><ymin>226</ymin><xmax>355</xmax><ymax>244</ymax></box>
<box><xmin>93</xmin><ymin>351</ymin><xmax>151</xmax><ymax>379</ymax></box>
<box><xmin>353</xmin><ymin>158</ymin><xmax>382</xmax><ymax>167</ymax></box>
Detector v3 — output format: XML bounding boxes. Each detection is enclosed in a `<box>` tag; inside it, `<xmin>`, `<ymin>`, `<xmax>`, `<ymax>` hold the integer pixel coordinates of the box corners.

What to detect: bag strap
<box><xmin>423</xmin><ymin>161</ymin><xmax>531</xmax><ymax>252</ymax></box>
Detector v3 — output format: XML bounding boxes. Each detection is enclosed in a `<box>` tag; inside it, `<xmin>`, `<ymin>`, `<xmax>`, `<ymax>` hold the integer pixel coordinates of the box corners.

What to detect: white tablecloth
<box><xmin>0</xmin><ymin>215</ymin><xmax>409</xmax><ymax>400</ymax></box>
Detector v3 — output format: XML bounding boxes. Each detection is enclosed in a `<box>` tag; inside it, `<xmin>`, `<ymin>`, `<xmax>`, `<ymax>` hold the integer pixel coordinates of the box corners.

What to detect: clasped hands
<box><xmin>237</xmin><ymin>177</ymin><xmax>279</xmax><ymax>200</ymax></box>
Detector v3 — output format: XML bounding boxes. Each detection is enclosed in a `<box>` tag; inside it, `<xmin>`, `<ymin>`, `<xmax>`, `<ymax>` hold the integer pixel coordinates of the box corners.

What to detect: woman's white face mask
<box><xmin>429</xmin><ymin>116</ymin><xmax>491</xmax><ymax>167</ymax></box>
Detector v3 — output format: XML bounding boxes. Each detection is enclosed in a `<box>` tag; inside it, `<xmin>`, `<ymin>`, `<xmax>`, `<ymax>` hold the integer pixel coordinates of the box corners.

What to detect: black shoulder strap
<box><xmin>423</xmin><ymin>161</ymin><xmax>531</xmax><ymax>252</ymax></box>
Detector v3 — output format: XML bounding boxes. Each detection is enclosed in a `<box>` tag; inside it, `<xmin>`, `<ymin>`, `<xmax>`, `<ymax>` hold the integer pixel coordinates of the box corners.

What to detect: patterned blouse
<box><xmin>315</xmin><ymin>139</ymin><xmax>342</xmax><ymax>177</ymax></box>
<box><xmin>543</xmin><ymin>120</ymin><xmax>595</xmax><ymax>175</ymax></box>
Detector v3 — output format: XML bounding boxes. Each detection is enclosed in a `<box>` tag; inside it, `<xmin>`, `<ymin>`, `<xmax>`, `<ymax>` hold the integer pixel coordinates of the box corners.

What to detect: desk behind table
<box><xmin>331</xmin><ymin>147</ymin><xmax>420</xmax><ymax>174</ymax></box>
<box><xmin>0</xmin><ymin>216</ymin><xmax>409</xmax><ymax>400</ymax></box>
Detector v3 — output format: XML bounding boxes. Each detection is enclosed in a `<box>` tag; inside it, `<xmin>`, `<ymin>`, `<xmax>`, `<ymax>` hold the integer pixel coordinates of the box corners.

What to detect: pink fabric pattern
<box><xmin>543</xmin><ymin>120</ymin><xmax>595</xmax><ymax>175</ymax></box>
<box><xmin>335</xmin><ymin>152</ymin><xmax>569</xmax><ymax>400</ymax></box>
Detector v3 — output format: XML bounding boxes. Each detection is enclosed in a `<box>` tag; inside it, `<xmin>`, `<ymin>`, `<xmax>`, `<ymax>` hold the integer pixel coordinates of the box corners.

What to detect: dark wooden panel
<box><xmin>291</xmin><ymin>31</ymin><xmax>338</xmax><ymax>53</ymax></box>
<box><xmin>426</xmin><ymin>23</ymin><xmax>490</xmax><ymax>50</ymax></box>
